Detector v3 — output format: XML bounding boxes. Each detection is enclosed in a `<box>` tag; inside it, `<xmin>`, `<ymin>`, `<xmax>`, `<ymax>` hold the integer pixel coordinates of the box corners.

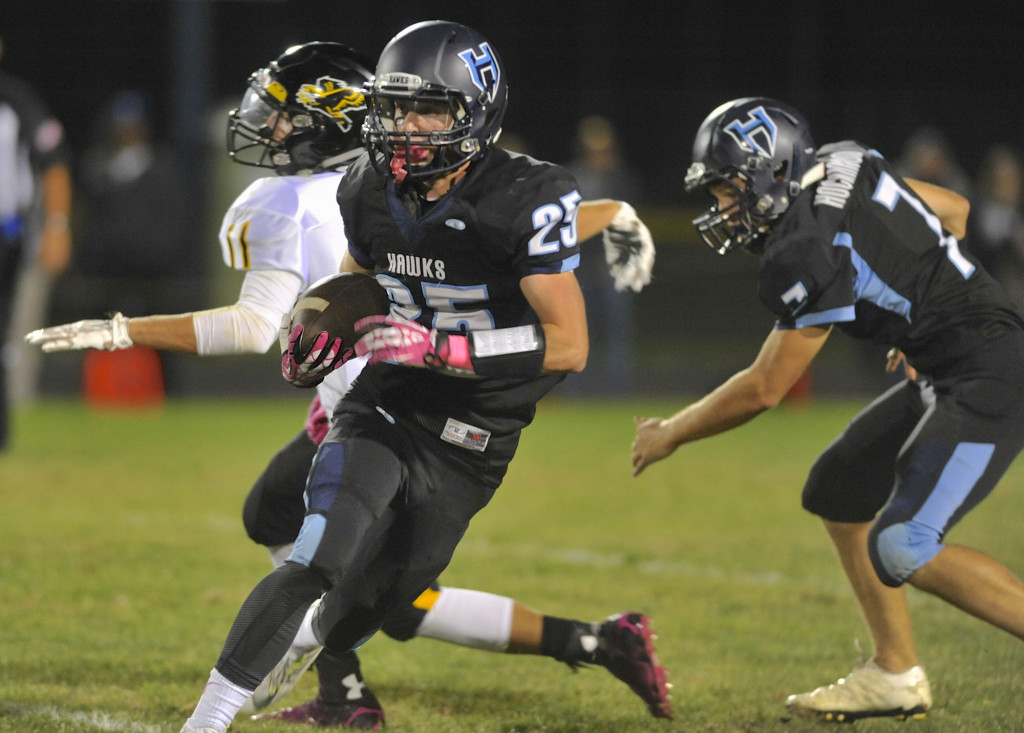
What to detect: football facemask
<box><xmin>686</xmin><ymin>166</ymin><xmax>770</xmax><ymax>255</ymax></box>
<box><xmin>365</xmin><ymin>78</ymin><xmax>476</xmax><ymax>183</ymax></box>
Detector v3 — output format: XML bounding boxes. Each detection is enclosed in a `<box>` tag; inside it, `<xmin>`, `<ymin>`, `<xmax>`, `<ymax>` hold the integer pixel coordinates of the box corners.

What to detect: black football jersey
<box><xmin>335</xmin><ymin>149</ymin><xmax>582</xmax><ymax>475</ymax></box>
<box><xmin>758</xmin><ymin>141</ymin><xmax>1024</xmax><ymax>375</ymax></box>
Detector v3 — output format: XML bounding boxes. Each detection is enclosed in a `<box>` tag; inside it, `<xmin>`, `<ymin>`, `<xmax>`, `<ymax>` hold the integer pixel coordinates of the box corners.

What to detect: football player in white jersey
<box><xmin>27</xmin><ymin>42</ymin><xmax>665</xmax><ymax>727</ymax></box>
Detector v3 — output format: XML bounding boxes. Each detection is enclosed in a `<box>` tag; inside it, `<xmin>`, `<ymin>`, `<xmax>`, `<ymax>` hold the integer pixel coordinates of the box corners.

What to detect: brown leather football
<box><xmin>287</xmin><ymin>272</ymin><xmax>390</xmax><ymax>363</ymax></box>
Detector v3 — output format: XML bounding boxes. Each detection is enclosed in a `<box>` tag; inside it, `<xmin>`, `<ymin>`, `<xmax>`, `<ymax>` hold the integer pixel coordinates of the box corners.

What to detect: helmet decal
<box><xmin>457</xmin><ymin>43</ymin><xmax>500</xmax><ymax>103</ymax></box>
<box><xmin>723</xmin><ymin>106</ymin><xmax>777</xmax><ymax>158</ymax></box>
<box><xmin>686</xmin><ymin>97</ymin><xmax>817</xmax><ymax>255</ymax></box>
<box><xmin>365</xmin><ymin>22</ymin><xmax>508</xmax><ymax>182</ymax></box>
<box><xmin>228</xmin><ymin>42</ymin><xmax>374</xmax><ymax>175</ymax></box>
<box><xmin>296</xmin><ymin>76</ymin><xmax>367</xmax><ymax>132</ymax></box>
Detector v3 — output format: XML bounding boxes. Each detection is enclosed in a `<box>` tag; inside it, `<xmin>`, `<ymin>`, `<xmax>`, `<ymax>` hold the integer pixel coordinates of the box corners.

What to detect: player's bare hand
<box><xmin>632</xmin><ymin>415</ymin><xmax>677</xmax><ymax>477</ymax></box>
<box><xmin>885</xmin><ymin>347</ymin><xmax>917</xmax><ymax>380</ymax></box>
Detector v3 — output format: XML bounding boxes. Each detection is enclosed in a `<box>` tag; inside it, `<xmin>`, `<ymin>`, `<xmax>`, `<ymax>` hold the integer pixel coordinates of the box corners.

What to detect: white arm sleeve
<box><xmin>193</xmin><ymin>268</ymin><xmax>304</xmax><ymax>355</ymax></box>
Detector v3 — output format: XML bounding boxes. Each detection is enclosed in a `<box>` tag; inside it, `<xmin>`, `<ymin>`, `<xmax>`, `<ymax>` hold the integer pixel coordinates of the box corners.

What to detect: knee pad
<box><xmin>868</xmin><ymin>520</ymin><xmax>944</xmax><ymax>587</ymax></box>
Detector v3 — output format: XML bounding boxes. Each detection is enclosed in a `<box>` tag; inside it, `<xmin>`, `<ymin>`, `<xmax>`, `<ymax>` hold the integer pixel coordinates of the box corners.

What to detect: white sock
<box><xmin>184</xmin><ymin>668</ymin><xmax>254</xmax><ymax>731</ymax></box>
<box><xmin>266</xmin><ymin>543</ymin><xmax>294</xmax><ymax>568</ymax></box>
<box><xmin>291</xmin><ymin>597</ymin><xmax>323</xmax><ymax>652</ymax></box>
<box><xmin>415</xmin><ymin>587</ymin><xmax>514</xmax><ymax>651</ymax></box>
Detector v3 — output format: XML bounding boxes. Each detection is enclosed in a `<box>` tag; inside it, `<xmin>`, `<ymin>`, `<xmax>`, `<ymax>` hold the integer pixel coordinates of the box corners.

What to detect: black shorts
<box><xmin>803</xmin><ymin>330</ymin><xmax>1024</xmax><ymax>532</ymax></box>
<box><xmin>293</xmin><ymin>400</ymin><xmax>499</xmax><ymax>651</ymax></box>
<box><xmin>242</xmin><ymin>429</ymin><xmax>316</xmax><ymax>547</ymax></box>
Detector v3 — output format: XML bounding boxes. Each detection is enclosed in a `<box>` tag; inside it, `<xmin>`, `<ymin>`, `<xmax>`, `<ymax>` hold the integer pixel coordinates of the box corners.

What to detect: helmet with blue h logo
<box><xmin>684</xmin><ymin>97</ymin><xmax>817</xmax><ymax>254</ymax></box>
<box><xmin>364</xmin><ymin>20</ymin><xmax>508</xmax><ymax>184</ymax></box>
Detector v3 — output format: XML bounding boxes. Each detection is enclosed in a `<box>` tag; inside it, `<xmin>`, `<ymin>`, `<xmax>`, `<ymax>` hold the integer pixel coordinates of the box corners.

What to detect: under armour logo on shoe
<box><xmin>342</xmin><ymin>672</ymin><xmax>368</xmax><ymax>701</ymax></box>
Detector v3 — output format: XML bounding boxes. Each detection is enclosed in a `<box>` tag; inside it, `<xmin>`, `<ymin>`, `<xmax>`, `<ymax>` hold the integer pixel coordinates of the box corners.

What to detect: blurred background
<box><xmin>4</xmin><ymin>0</ymin><xmax>1024</xmax><ymax>404</ymax></box>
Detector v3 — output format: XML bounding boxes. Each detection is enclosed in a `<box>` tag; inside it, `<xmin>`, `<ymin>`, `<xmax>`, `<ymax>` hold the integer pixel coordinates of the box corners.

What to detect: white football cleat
<box><xmin>785</xmin><ymin>658</ymin><xmax>932</xmax><ymax>722</ymax></box>
<box><xmin>180</xmin><ymin>725</ymin><xmax>223</xmax><ymax>733</ymax></box>
<box><xmin>238</xmin><ymin>643</ymin><xmax>323</xmax><ymax>715</ymax></box>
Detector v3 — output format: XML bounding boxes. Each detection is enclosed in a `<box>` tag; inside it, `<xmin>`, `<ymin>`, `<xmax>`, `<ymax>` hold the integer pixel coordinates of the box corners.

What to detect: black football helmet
<box><xmin>684</xmin><ymin>97</ymin><xmax>818</xmax><ymax>254</ymax></box>
<box><xmin>362</xmin><ymin>20</ymin><xmax>508</xmax><ymax>184</ymax></box>
<box><xmin>227</xmin><ymin>42</ymin><xmax>375</xmax><ymax>175</ymax></box>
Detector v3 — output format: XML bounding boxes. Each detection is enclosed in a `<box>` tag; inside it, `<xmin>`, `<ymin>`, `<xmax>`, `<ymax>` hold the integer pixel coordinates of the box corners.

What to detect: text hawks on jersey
<box><xmin>339</xmin><ymin>148</ymin><xmax>582</xmax><ymax>334</ymax></box>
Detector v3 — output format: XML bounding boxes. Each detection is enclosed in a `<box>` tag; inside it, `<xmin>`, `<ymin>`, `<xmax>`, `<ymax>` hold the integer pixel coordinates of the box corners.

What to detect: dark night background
<box><xmin>4</xmin><ymin>0</ymin><xmax>1024</xmax><ymax>397</ymax></box>
<box><xmin>5</xmin><ymin>1</ymin><xmax>1022</xmax><ymax>193</ymax></box>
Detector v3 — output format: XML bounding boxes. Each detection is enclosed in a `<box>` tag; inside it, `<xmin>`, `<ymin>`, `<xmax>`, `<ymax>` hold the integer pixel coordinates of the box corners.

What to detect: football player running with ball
<box><xmin>27</xmin><ymin>39</ymin><xmax>666</xmax><ymax>729</ymax></box>
<box><xmin>87</xmin><ymin>22</ymin><xmax>664</xmax><ymax>732</ymax></box>
<box><xmin>632</xmin><ymin>97</ymin><xmax>1024</xmax><ymax>722</ymax></box>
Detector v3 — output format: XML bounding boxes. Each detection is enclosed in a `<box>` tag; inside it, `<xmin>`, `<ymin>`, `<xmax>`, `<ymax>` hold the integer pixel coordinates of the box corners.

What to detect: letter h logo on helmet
<box><xmin>723</xmin><ymin>106</ymin><xmax>777</xmax><ymax>158</ymax></box>
<box><xmin>457</xmin><ymin>43</ymin><xmax>500</xmax><ymax>103</ymax></box>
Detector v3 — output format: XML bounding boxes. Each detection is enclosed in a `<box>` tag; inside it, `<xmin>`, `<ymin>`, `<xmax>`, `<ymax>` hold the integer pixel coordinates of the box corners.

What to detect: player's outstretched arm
<box><xmin>577</xmin><ymin>199</ymin><xmax>621</xmax><ymax>241</ymax></box>
<box><xmin>632</xmin><ymin>325</ymin><xmax>830</xmax><ymax>476</ymax></box>
<box><xmin>577</xmin><ymin>199</ymin><xmax>656</xmax><ymax>293</ymax></box>
<box><xmin>26</xmin><ymin>269</ymin><xmax>302</xmax><ymax>355</ymax></box>
<box><xmin>25</xmin><ymin>312</ymin><xmax>134</xmax><ymax>352</ymax></box>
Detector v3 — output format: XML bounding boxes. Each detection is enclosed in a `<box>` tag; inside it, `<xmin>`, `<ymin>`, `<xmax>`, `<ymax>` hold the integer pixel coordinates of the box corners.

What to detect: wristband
<box><xmin>467</xmin><ymin>325</ymin><xmax>546</xmax><ymax>378</ymax></box>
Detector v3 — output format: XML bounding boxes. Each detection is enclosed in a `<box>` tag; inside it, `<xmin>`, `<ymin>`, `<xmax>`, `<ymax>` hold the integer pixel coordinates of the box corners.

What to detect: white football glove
<box><xmin>602</xmin><ymin>202</ymin><xmax>655</xmax><ymax>292</ymax></box>
<box><xmin>24</xmin><ymin>312</ymin><xmax>133</xmax><ymax>352</ymax></box>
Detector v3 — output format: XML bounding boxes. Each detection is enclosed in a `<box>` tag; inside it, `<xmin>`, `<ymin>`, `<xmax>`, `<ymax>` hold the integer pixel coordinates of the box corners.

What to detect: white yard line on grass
<box><xmin>35</xmin><ymin>706</ymin><xmax>169</xmax><ymax>733</ymax></box>
<box><xmin>459</xmin><ymin>539</ymin><xmax>849</xmax><ymax>592</ymax></box>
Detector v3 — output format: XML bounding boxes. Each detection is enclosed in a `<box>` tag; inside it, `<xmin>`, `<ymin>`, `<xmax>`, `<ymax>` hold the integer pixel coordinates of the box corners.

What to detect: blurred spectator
<box><xmin>565</xmin><ymin>115</ymin><xmax>645</xmax><ymax>396</ymax></box>
<box><xmin>967</xmin><ymin>144</ymin><xmax>1024</xmax><ymax>307</ymax></box>
<box><xmin>569</xmin><ymin>115</ymin><xmax>644</xmax><ymax>202</ymax></box>
<box><xmin>75</xmin><ymin>90</ymin><xmax>192</xmax><ymax>286</ymax></box>
<box><xmin>64</xmin><ymin>90</ymin><xmax>196</xmax><ymax>391</ymax></box>
<box><xmin>893</xmin><ymin>126</ymin><xmax>972</xmax><ymax>197</ymax></box>
<box><xmin>0</xmin><ymin>35</ymin><xmax>72</xmax><ymax>450</ymax></box>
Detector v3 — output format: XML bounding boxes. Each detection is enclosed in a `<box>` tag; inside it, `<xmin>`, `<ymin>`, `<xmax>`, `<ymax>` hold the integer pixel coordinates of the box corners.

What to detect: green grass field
<box><xmin>2</xmin><ymin>396</ymin><xmax>1023</xmax><ymax>732</ymax></box>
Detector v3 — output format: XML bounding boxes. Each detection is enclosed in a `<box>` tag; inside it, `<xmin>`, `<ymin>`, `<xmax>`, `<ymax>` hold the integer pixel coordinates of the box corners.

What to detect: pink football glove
<box><xmin>281</xmin><ymin>323</ymin><xmax>349</xmax><ymax>388</ymax></box>
<box><xmin>354</xmin><ymin>315</ymin><xmax>473</xmax><ymax>373</ymax></box>
<box><xmin>304</xmin><ymin>394</ymin><xmax>331</xmax><ymax>446</ymax></box>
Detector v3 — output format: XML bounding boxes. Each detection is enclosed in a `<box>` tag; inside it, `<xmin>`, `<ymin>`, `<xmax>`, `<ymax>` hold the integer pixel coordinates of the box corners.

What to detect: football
<box><xmin>287</xmin><ymin>272</ymin><xmax>391</xmax><ymax>363</ymax></box>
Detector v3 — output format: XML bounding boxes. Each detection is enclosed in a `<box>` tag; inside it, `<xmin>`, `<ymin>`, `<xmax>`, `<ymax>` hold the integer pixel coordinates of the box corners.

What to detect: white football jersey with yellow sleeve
<box><xmin>217</xmin><ymin>171</ymin><xmax>366</xmax><ymax>413</ymax></box>
<box><xmin>219</xmin><ymin>172</ymin><xmax>347</xmax><ymax>279</ymax></box>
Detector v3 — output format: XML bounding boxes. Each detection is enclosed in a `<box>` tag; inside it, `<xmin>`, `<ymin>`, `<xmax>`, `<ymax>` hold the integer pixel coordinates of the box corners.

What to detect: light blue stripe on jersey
<box><xmin>833</xmin><ymin>232</ymin><xmax>912</xmax><ymax>321</ymax></box>
<box><xmin>914</xmin><ymin>441</ymin><xmax>995</xmax><ymax>532</ymax></box>
<box><xmin>559</xmin><ymin>253</ymin><xmax>581</xmax><ymax>272</ymax></box>
<box><xmin>793</xmin><ymin>305</ymin><xmax>857</xmax><ymax>328</ymax></box>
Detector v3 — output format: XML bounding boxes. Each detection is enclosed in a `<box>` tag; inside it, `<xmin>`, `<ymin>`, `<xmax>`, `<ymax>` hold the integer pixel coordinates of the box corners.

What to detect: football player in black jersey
<box><xmin>181</xmin><ymin>22</ymin><xmax>669</xmax><ymax>732</ymax></box>
<box><xmin>632</xmin><ymin>97</ymin><xmax>1024</xmax><ymax>722</ymax></box>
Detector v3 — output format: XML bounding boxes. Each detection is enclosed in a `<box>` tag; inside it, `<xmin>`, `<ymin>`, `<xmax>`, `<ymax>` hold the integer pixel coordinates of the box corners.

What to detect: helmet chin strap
<box><xmin>800</xmin><ymin>162</ymin><xmax>826</xmax><ymax>189</ymax></box>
